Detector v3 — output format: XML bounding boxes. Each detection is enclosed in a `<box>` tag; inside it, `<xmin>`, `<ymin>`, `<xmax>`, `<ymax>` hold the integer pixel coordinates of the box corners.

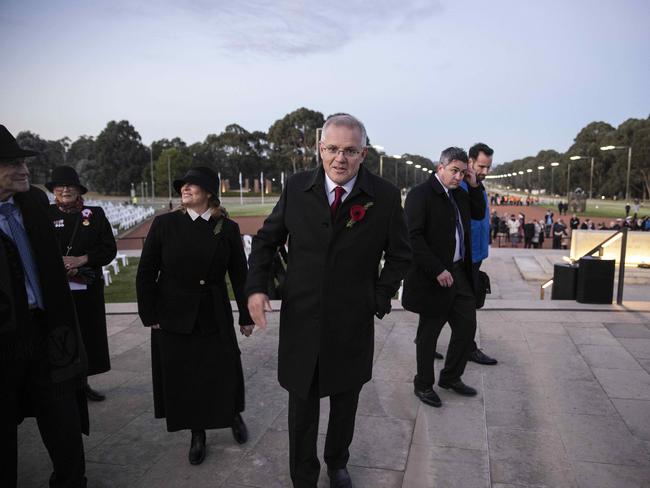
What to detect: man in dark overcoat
<box><xmin>246</xmin><ymin>113</ymin><xmax>411</xmax><ymax>488</ymax></box>
<box><xmin>0</xmin><ymin>125</ymin><xmax>88</xmax><ymax>487</ymax></box>
<box><xmin>402</xmin><ymin>147</ymin><xmax>486</xmax><ymax>408</ymax></box>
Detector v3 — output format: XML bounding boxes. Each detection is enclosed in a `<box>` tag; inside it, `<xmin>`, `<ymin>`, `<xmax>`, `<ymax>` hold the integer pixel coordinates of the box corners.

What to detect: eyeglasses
<box><xmin>321</xmin><ymin>144</ymin><xmax>363</xmax><ymax>158</ymax></box>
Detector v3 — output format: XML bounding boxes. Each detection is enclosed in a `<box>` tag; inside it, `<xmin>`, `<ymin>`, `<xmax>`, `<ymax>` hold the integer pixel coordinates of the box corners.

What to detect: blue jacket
<box><xmin>460</xmin><ymin>180</ymin><xmax>489</xmax><ymax>262</ymax></box>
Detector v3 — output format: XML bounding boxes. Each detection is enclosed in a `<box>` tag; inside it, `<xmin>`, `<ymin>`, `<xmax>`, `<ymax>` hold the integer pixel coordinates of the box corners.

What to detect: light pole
<box><xmin>569</xmin><ymin>155</ymin><xmax>595</xmax><ymax>199</ymax></box>
<box><xmin>167</xmin><ymin>156</ymin><xmax>172</xmax><ymax>201</ymax></box>
<box><xmin>537</xmin><ymin>166</ymin><xmax>545</xmax><ymax>194</ymax></box>
<box><xmin>600</xmin><ymin>145</ymin><xmax>632</xmax><ymax>200</ymax></box>
<box><xmin>526</xmin><ymin>168</ymin><xmax>533</xmax><ymax>193</ymax></box>
<box><xmin>150</xmin><ymin>143</ymin><xmax>155</xmax><ymax>201</ymax></box>
<box><xmin>550</xmin><ymin>162</ymin><xmax>559</xmax><ymax>196</ymax></box>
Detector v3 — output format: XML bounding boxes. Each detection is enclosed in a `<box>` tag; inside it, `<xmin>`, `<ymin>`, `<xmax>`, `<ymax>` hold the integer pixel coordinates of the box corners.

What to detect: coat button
<box><xmin>199</xmin><ymin>280</ymin><xmax>205</xmax><ymax>285</ymax></box>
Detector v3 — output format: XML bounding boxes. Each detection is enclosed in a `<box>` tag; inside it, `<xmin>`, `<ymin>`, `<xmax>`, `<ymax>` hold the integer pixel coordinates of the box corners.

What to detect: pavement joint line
<box><xmin>480</xmin><ymin>372</ymin><xmax>492</xmax><ymax>488</ymax></box>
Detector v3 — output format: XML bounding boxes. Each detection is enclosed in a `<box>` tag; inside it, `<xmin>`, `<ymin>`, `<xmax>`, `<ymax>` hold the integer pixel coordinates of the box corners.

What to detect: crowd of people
<box><xmin>1</xmin><ymin>115</ymin><xmax>646</xmax><ymax>488</ymax></box>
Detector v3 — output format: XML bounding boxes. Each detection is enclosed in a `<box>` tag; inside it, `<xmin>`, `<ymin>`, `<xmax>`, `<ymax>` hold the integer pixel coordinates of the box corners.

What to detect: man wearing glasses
<box><xmin>402</xmin><ymin>147</ymin><xmax>485</xmax><ymax>408</ymax></box>
<box><xmin>246</xmin><ymin>113</ymin><xmax>411</xmax><ymax>488</ymax></box>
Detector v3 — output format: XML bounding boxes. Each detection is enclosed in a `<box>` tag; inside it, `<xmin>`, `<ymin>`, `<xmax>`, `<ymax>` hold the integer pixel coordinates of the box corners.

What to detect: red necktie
<box><xmin>330</xmin><ymin>186</ymin><xmax>346</xmax><ymax>218</ymax></box>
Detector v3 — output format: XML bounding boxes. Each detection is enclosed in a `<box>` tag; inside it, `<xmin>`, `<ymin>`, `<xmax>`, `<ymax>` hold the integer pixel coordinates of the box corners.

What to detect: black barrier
<box><xmin>551</xmin><ymin>263</ymin><xmax>578</xmax><ymax>300</ymax></box>
<box><xmin>576</xmin><ymin>256</ymin><xmax>615</xmax><ymax>304</ymax></box>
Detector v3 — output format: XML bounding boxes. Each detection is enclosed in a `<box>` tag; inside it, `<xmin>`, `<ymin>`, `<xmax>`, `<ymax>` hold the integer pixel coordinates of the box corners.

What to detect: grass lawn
<box><xmin>225</xmin><ymin>203</ymin><xmax>276</xmax><ymax>217</ymax></box>
<box><xmin>104</xmin><ymin>258</ymin><xmax>236</xmax><ymax>303</ymax></box>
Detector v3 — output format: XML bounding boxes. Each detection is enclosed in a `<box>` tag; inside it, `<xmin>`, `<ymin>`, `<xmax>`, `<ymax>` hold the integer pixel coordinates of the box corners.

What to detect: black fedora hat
<box><xmin>0</xmin><ymin>125</ymin><xmax>39</xmax><ymax>160</ymax></box>
<box><xmin>46</xmin><ymin>165</ymin><xmax>88</xmax><ymax>194</ymax></box>
<box><xmin>173</xmin><ymin>167</ymin><xmax>220</xmax><ymax>197</ymax></box>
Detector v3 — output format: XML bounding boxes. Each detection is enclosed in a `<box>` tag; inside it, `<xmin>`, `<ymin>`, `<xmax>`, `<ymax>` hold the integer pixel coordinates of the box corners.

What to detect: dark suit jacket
<box><xmin>136</xmin><ymin>211</ymin><xmax>253</xmax><ymax>335</ymax></box>
<box><xmin>245</xmin><ymin>165</ymin><xmax>411</xmax><ymax>398</ymax></box>
<box><xmin>1</xmin><ymin>187</ymin><xmax>88</xmax><ymax>431</ymax></box>
<box><xmin>401</xmin><ymin>175</ymin><xmax>486</xmax><ymax>316</ymax></box>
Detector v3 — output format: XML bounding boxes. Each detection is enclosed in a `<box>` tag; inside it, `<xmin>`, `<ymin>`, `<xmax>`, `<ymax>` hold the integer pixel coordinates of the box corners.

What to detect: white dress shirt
<box><xmin>434</xmin><ymin>173</ymin><xmax>463</xmax><ymax>263</ymax></box>
<box><xmin>324</xmin><ymin>173</ymin><xmax>357</xmax><ymax>206</ymax></box>
<box><xmin>186</xmin><ymin>208</ymin><xmax>212</xmax><ymax>221</ymax></box>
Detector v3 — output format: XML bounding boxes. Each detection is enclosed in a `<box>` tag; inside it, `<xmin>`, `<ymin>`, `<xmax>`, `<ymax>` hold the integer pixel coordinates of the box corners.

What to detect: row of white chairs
<box><xmin>46</xmin><ymin>194</ymin><xmax>155</xmax><ymax>234</ymax></box>
<box><xmin>101</xmin><ymin>253</ymin><xmax>129</xmax><ymax>286</ymax></box>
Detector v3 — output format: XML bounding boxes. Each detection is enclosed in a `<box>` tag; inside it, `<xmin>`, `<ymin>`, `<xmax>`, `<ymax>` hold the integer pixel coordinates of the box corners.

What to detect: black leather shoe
<box><xmin>469</xmin><ymin>348</ymin><xmax>498</xmax><ymax>365</ymax></box>
<box><xmin>327</xmin><ymin>467</ymin><xmax>352</xmax><ymax>488</ymax></box>
<box><xmin>231</xmin><ymin>413</ymin><xmax>248</xmax><ymax>444</ymax></box>
<box><xmin>438</xmin><ymin>379</ymin><xmax>477</xmax><ymax>396</ymax></box>
<box><xmin>434</xmin><ymin>351</ymin><xmax>444</xmax><ymax>360</ymax></box>
<box><xmin>189</xmin><ymin>430</ymin><xmax>206</xmax><ymax>465</ymax></box>
<box><xmin>84</xmin><ymin>384</ymin><xmax>106</xmax><ymax>402</ymax></box>
<box><xmin>414</xmin><ymin>385</ymin><xmax>442</xmax><ymax>407</ymax></box>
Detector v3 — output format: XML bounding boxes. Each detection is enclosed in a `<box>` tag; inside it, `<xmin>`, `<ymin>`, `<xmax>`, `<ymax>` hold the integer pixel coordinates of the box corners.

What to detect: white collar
<box><xmin>324</xmin><ymin>172</ymin><xmax>357</xmax><ymax>197</ymax></box>
<box><xmin>187</xmin><ymin>207</ymin><xmax>211</xmax><ymax>221</ymax></box>
<box><xmin>0</xmin><ymin>196</ymin><xmax>16</xmax><ymax>205</ymax></box>
<box><xmin>434</xmin><ymin>173</ymin><xmax>450</xmax><ymax>195</ymax></box>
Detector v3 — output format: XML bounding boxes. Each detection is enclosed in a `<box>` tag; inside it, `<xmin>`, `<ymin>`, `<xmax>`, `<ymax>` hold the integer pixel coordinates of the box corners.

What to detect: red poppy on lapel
<box><xmin>346</xmin><ymin>202</ymin><xmax>374</xmax><ymax>228</ymax></box>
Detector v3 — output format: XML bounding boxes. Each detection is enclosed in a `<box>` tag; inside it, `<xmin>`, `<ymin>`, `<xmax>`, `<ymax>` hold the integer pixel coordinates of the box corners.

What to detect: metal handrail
<box><xmin>540</xmin><ymin>227</ymin><xmax>629</xmax><ymax>303</ymax></box>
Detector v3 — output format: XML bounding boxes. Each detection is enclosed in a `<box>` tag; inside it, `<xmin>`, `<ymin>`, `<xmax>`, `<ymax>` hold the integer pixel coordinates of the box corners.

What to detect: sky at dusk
<box><xmin>1</xmin><ymin>0</ymin><xmax>649</xmax><ymax>164</ymax></box>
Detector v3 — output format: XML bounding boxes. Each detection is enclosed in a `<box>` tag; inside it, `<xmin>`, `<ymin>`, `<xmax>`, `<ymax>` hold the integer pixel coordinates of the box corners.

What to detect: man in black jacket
<box><xmin>402</xmin><ymin>147</ymin><xmax>486</xmax><ymax>408</ymax></box>
<box><xmin>246</xmin><ymin>114</ymin><xmax>411</xmax><ymax>488</ymax></box>
<box><xmin>0</xmin><ymin>125</ymin><xmax>88</xmax><ymax>488</ymax></box>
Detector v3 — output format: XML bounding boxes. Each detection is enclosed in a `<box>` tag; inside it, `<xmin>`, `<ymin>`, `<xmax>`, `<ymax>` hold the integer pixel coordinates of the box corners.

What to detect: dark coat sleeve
<box><xmin>374</xmin><ymin>189</ymin><xmax>411</xmax><ymax>313</ymax></box>
<box><xmin>136</xmin><ymin>216</ymin><xmax>162</xmax><ymax>326</ymax></box>
<box><xmin>226</xmin><ymin>221</ymin><xmax>254</xmax><ymax>325</ymax></box>
<box><xmin>404</xmin><ymin>186</ymin><xmax>446</xmax><ymax>280</ymax></box>
<box><xmin>245</xmin><ymin>184</ymin><xmax>289</xmax><ymax>297</ymax></box>
<box><xmin>468</xmin><ymin>183</ymin><xmax>486</xmax><ymax>220</ymax></box>
<box><xmin>86</xmin><ymin>207</ymin><xmax>117</xmax><ymax>267</ymax></box>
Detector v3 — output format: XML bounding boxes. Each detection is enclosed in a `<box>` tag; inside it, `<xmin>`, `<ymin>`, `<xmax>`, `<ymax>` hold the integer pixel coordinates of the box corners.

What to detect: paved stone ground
<box><xmin>16</xmin><ymin>246</ymin><xmax>650</xmax><ymax>487</ymax></box>
<box><xmin>17</xmin><ymin>305</ymin><xmax>650</xmax><ymax>488</ymax></box>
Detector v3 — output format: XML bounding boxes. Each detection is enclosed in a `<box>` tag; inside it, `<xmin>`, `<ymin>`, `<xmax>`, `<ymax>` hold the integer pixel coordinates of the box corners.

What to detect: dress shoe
<box><xmin>414</xmin><ymin>385</ymin><xmax>442</xmax><ymax>407</ymax></box>
<box><xmin>327</xmin><ymin>467</ymin><xmax>352</xmax><ymax>488</ymax></box>
<box><xmin>468</xmin><ymin>348</ymin><xmax>498</xmax><ymax>365</ymax></box>
<box><xmin>189</xmin><ymin>430</ymin><xmax>206</xmax><ymax>465</ymax></box>
<box><xmin>231</xmin><ymin>413</ymin><xmax>248</xmax><ymax>444</ymax></box>
<box><xmin>438</xmin><ymin>379</ymin><xmax>477</xmax><ymax>396</ymax></box>
<box><xmin>84</xmin><ymin>384</ymin><xmax>106</xmax><ymax>402</ymax></box>
<box><xmin>434</xmin><ymin>351</ymin><xmax>444</xmax><ymax>360</ymax></box>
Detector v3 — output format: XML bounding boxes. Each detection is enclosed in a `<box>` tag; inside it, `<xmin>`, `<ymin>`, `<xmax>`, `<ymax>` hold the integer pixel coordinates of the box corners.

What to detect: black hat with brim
<box><xmin>0</xmin><ymin>125</ymin><xmax>39</xmax><ymax>160</ymax></box>
<box><xmin>45</xmin><ymin>165</ymin><xmax>88</xmax><ymax>194</ymax></box>
<box><xmin>173</xmin><ymin>167</ymin><xmax>220</xmax><ymax>197</ymax></box>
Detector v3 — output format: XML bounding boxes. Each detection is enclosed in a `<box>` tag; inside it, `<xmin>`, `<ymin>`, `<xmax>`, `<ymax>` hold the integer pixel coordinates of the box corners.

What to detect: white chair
<box><xmin>109</xmin><ymin>259</ymin><xmax>119</xmax><ymax>274</ymax></box>
<box><xmin>102</xmin><ymin>266</ymin><xmax>112</xmax><ymax>285</ymax></box>
<box><xmin>116</xmin><ymin>253</ymin><xmax>129</xmax><ymax>267</ymax></box>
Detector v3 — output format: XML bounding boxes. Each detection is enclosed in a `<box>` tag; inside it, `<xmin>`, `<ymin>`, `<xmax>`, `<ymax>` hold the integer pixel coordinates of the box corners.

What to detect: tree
<box><xmin>15</xmin><ymin>131</ymin><xmax>54</xmax><ymax>184</ymax></box>
<box><xmin>267</xmin><ymin>108</ymin><xmax>324</xmax><ymax>174</ymax></box>
<box><xmin>92</xmin><ymin>120</ymin><xmax>150</xmax><ymax>194</ymax></box>
<box><xmin>152</xmin><ymin>137</ymin><xmax>187</xmax><ymax>161</ymax></box>
<box><xmin>154</xmin><ymin>147</ymin><xmax>192</xmax><ymax>198</ymax></box>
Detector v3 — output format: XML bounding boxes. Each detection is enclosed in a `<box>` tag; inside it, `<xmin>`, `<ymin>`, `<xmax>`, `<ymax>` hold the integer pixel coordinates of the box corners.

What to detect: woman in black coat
<box><xmin>136</xmin><ymin>167</ymin><xmax>254</xmax><ymax>466</ymax></box>
<box><xmin>46</xmin><ymin>165</ymin><xmax>116</xmax><ymax>402</ymax></box>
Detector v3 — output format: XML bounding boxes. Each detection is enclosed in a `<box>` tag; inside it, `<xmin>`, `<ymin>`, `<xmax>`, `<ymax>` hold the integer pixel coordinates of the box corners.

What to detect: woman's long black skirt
<box><xmin>71</xmin><ymin>286</ymin><xmax>111</xmax><ymax>376</ymax></box>
<box><xmin>150</xmin><ymin>324</ymin><xmax>244</xmax><ymax>432</ymax></box>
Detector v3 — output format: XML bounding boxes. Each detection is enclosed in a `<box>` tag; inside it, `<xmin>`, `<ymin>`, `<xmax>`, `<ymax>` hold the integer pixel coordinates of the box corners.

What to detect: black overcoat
<box><xmin>49</xmin><ymin>205</ymin><xmax>116</xmax><ymax>375</ymax></box>
<box><xmin>401</xmin><ymin>176</ymin><xmax>486</xmax><ymax>316</ymax></box>
<box><xmin>136</xmin><ymin>211</ymin><xmax>253</xmax><ymax>430</ymax></box>
<box><xmin>245</xmin><ymin>165</ymin><xmax>411</xmax><ymax>399</ymax></box>
<box><xmin>2</xmin><ymin>187</ymin><xmax>88</xmax><ymax>432</ymax></box>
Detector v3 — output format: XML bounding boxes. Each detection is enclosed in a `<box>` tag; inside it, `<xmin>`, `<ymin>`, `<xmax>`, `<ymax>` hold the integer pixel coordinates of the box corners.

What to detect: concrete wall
<box><xmin>570</xmin><ymin>229</ymin><xmax>650</xmax><ymax>265</ymax></box>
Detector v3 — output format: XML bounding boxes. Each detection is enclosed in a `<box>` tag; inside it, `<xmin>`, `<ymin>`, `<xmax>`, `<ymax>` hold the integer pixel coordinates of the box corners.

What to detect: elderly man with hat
<box><xmin>0</xmin><ymin>125</ymin><xmax>88</xmax><ymax>487</ymax></box>
<box><xmin>46</xmin><ymin>165</ymin><xmax>117</xmax><ymax>402</ymax></box>
<box><xmin>136</xmin><ymin>167</ymin><xmax>255</xmax><ymax>465</ymax></box>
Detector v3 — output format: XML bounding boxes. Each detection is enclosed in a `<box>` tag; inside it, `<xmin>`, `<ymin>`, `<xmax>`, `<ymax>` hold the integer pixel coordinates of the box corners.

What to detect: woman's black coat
<box><xmin>49</xmin><ymin>204</ymin><xmax>116</xmax><ymax>375</ymax></box>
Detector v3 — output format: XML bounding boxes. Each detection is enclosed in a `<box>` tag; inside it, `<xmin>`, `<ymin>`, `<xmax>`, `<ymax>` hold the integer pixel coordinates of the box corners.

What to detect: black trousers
<box><xmin>415</xmin><ymin>265</ymin><xmax>477</xmax><ymax>388</ymax></box>
<box><xmin>0</xmin><ymin>315</ymin><xmax>86</xmax><ymax>488</ymax></box>
<box><xmin>288</xmin><ymin>368</ymin><xmax>361</xmax><ymax>488</ymax></box>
